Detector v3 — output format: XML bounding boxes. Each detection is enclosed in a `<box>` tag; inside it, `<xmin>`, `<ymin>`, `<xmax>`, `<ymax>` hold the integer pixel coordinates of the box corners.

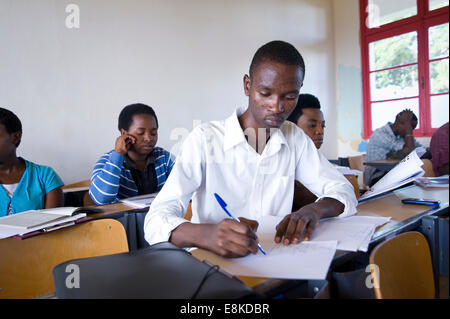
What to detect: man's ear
<box><xmin>243</xmin><ymin>74</ymin><xmax>251</xmax><ymax>97</ymax></box>
<box><xmin>119</xmin><ymin>129</ymin><xmax>127</xmax><ymax>136</ymax></box>
<box><xmin>12</xmin><ymin>131</ymin><xmax>22</xmax><ymax>147</ymax></box>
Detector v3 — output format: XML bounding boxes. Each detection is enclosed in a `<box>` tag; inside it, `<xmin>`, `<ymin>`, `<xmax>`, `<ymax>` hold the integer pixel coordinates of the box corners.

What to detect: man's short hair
<box><xmin>118</xmin><ymin>103</ymin><xmax>159</xmax><ymax>131</ymax></box>
<box><xmin>286</xmin><ymin>94</ymin><xmax>321</xmax><ymax>124</ymax></box>
<box><xmin>249</xmin><ymin>40</ymin><xmax>305</xmax><ymax>78</ymax></box>
<box><xmin>0</xmin><ymin>107</ymin><xmax>22</xmax><ymax>147</ymax></box>
<box><xmin>395</xmin><ymin>109</ymin><xmax>418</xmax><ymax>123</ymax></box>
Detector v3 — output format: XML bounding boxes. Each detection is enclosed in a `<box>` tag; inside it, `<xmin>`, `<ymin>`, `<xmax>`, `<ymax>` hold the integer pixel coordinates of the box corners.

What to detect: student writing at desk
<box><xmin>286</xmin><ymin>93</ymin><xmax>325</xmax><ymax>210</ymax></box>
<box><xmin>364</xmin><ymin>109</ymin><xmax>422</xmax><ymax>187</ymax></box>
<box><xmin>89</xmin><ymin>104</ymin><xmax>175</xmax><ymax>205</ymax></box>
<box><xmin>144</xmin><ymin>41</ymin><xmax>357</xmax><ymax>258</ymax></box>
<box><xmin>0</xmin><ymin>107</ymin><xmax>64</xmax><ymax>217</ymax></box>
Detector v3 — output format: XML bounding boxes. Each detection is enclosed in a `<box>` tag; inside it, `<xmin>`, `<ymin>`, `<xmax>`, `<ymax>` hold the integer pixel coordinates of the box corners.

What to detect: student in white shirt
<box><xmin>144</xmin><ymin>41</ymin><xmax>357</xmax><ymax>258</ymax></box>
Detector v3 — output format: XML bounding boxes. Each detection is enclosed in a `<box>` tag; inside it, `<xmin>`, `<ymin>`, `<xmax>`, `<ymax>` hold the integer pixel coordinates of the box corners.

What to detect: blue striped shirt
<box><xmin>89</xmin><ymin>147</ymin><xmax>175</xmax><ymax>205</ymax></box>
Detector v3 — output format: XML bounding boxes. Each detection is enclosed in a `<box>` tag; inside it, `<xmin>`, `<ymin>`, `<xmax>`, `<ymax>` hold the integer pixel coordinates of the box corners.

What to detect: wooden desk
<box><xmin>357</xmin><ymin>185</ymin><xmax>448</xmax><ymax>239</ymax></box>
<box><xmin>192</xmin><ymin>185</ymin><xmax>449</xmax><ymax>293</ymax></box>
<box><xmin>364</xmin><ymin>159</ymin><xmax>399</xmax><ymax>172</ymax></box>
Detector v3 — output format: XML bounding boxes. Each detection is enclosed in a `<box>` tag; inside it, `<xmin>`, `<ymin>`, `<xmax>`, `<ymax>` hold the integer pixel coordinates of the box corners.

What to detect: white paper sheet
<box><xmin>198</xmin><ymin>240</ymin><xmax>337</xmax><ymax>280</ymax></box>
<box><xmin>335</xmin><ymin>166</ymin><xmax>362</xmax><ymax>176</ymax></box>
<box><xmin>194</xmin><ymin>215</ymin><xmax>337</xmax><ymax>280</ymax></box>
<box><xmin>258</xmin><ymin>215</ymin><xmax>390</xmax><ymax>253</ymax></box>
<box><xmin>120</xmin><ymin>192</ymin><xmax>157</xmax><ymax>208</ymax></box>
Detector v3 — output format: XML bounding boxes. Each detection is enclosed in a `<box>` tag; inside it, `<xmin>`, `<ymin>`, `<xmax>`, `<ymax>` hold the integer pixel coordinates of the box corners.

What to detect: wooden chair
<box><xmin>348</xmin><ymin>154</ymin><xmax>367</xmax><ymax>191</ymax></box>
<box><xmin>83</xmin><ymin>191</ymin><xmax>97</xmax><ymax>206</ymax></box>
<box><xmin>62</xmin><ymin>179</ymin><xmax>90</xmax><ymax>191</ymax></box>
<box><xmin>421</xmin><ymin>159</ymin><xmax>435</xmax><ymax>177</ymax></box>
<box><xmin>0</xmin><ymin>219</ymin><xmax>129</xmax><ymax>298</ymax></box>
<box><xmin>369</xmin><ymin>231</ymin><xmax>435</xmax><ymax>299</ymax></box>
<box><xmin>184</xmin><ymin>202</ymin><xmax>193</xmax><ymax>221</ymax></box>
<box><xmin>344</xmin><ymin>174</ymin><xmax>360</xmax><ymax>199</ymax></box>
<box><xmin>348</xmin><ymin>154</ymin><xmax>366</xmax><ymax>172</ymax></box>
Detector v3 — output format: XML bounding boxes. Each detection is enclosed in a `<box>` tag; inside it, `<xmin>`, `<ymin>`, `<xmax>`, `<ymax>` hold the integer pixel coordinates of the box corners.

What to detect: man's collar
<box><xmin>223</xmin><ymin>107</ymin><xmax>288</xmax><ymax>152</ymax></box>
<box><xmin>223</xmin><ymin>108</ymin><xmax>248</xmax><ymax>151</ymax></box>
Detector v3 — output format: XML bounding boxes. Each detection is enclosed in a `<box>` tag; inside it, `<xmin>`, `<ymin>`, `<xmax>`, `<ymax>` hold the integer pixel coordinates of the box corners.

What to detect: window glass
<box><xmin>367</xmin><ymin>0</ymin><xmax>417</xmax><ymax>28</ymax></box>
<box><xmin>429</xmin><ymin>59</ymin><xmax>449</xmax><ymax>94</ymax></box>
<box><xmin>371</xmin><ymin>98</ymin><xmax>420</xmax><ymax>130</ymax></box>
<box><xmin>429</xmin><ymin>0</ymin><xmax>449</xmax><ymax>11</ymax></box>
<box><xmin>370</xmin><ymin>65</ymin><xmax>419</xmax><ymax>101</ymax></box>
<box><xmin>369</xmin><ymin>31</ymin><xmax>418</xmax><ymax>70</ymax></box>
<box><xmin>431</xmin><ymin>94</ymin><xmax>450</xmax><ymax>128</ymax></box>
<box><xmin>429</xmin><ymin>23</ymin><xmax>449</xmax><ymax>60</ymax></box>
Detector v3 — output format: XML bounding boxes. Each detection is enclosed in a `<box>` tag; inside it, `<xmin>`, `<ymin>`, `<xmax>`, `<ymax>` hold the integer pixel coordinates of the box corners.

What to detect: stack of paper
<box><xmin>259</xmin><ymin>215</ymin><xmax>390</xmax><ymax>253</ymax></box>
<box><xmin>310</xmin><ymin>215</ymin><xmax>391</xmax><ymax>252</ymax></box>
<box><xmin>335</xmin><ymin>166</ymin><xmax>362</xmax><ymax>176</ymax></box>
<box><xmin>415</xmin><ymin>175</ymin><xmax>449</xmax><ymax>188</ymax></box>
<box><xmin>359</xmin><ymin>149</ymin><xmax>425</xmax><ymax>202</ymax></box>
<box><xmin>120</xmin><ymin>193</ymin><xmax>158</xmax><ymax>208</ymax></box>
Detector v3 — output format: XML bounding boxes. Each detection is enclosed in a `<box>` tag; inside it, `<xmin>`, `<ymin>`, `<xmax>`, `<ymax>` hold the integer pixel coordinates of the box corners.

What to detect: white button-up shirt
<box><xmin>144</xmin><ymin>108</ymin><xmax>357</xmax><ymax>245</ymax></box>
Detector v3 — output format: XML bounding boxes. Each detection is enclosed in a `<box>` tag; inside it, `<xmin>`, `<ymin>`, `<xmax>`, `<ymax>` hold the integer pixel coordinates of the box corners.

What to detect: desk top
<box><xmin>192</xmin><ymin>184</ymin><xmax>449</xmax><ymax>290</ymax></box>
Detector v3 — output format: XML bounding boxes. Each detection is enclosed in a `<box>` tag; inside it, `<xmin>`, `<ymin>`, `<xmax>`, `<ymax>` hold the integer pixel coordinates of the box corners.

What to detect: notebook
<box><xmin>0</xmin><ymin>206</ymin><xmax>99</xmax><ymax>230</ymax></box>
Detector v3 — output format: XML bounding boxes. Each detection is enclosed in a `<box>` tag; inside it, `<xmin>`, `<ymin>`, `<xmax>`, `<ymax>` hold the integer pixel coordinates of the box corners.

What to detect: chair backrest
<box><xmin>83</xmin><ymin>191</ymin><xmax>97</xmax><ymax>206</ymax></box>
<box><xmin>344</xmin><ymin>174</ymin><xmax>360</xmax><ymax>199</ymax></box>
<box><xmin>369</xmin><ymin>231</ymin><xmax>435</xmax><ymax>299</ymax></box>
<box><xmin>62</xmin><ymin>179</ymin><xmax>90</xmax><ymax>190</ymax></box>
<box><xmin>421</xmin><ymin>159</ymin><xmax>435</xmax><ymax>177</ymax></box>
<box><xmin>348</xmin><ymin>154</ymin><xmax>366</xmax><ymax>172</ymax></box>
<box><xmin>0</xmin><ymin>219</ymin><xmax>129</xmax><ymax>298</ymax></box>
<box><xmin>184</xmin><ymin>202</ymin><xmax>193</xmax><ymax>221</ymax></box>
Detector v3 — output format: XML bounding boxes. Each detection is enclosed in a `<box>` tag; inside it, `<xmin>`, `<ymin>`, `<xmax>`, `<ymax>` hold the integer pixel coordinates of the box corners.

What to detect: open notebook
<box><xmin>0</xmin><ymin>206</ymin><xmax>99</xmax><ymax>230</ymax></box>
<box><xmin>359</xmin><ymin>149</ymin><xmax>425</xmax><ymax>203</ymax></box>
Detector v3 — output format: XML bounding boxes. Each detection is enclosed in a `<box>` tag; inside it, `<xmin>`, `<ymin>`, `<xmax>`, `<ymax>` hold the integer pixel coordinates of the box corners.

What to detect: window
<box><xmin>360</xmin><ymin>0</ymin><xmax>449</xmax><ymax>138</ymax></box>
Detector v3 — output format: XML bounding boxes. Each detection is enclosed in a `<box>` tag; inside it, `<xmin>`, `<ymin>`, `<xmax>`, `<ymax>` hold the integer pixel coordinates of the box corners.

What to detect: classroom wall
<box><xmin>0</xmin><ymin>0</ymin><xmax>339</xmax><ymax>184</ymax></box>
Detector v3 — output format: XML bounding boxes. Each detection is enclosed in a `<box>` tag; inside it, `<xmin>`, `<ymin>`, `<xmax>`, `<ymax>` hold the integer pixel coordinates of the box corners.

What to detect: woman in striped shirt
<box><xmin>89</xmin><ymin>104</ymin><xmax>175</xmax><ymax>205</ymax></box>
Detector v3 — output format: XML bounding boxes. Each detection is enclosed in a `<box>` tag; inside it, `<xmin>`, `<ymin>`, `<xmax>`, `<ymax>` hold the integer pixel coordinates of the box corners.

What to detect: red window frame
<box><xmin>360</xmin><ymin>0</ymin><xmax>449</xmax><ymax>139</ymax></box>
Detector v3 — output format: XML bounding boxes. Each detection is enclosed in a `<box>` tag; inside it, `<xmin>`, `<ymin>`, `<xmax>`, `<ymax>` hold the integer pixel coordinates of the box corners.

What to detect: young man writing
<box><xmin>144</xmin><ymin>41</ymin><xmax>357</xmax><ymax>258</ymax></box>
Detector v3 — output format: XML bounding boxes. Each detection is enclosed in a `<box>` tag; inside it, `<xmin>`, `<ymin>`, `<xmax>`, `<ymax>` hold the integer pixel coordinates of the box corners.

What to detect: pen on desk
<box><xmin>213</xmin><ymin>193</ymin><xmax>266</xmax><ymax>255</ymax></box>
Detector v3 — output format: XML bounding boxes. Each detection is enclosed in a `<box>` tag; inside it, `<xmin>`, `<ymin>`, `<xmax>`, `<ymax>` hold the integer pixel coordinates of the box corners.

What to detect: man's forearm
<box><xmin>170</xmin><ymin>222</ymin><xmax>210</xmax><ymax>249</ymax></box>
<box><xmin>309</xmin><ymin>197</ymin><xmax>345</xmax><ymax>219</ymax></box>
<box><xmin>403</xmin><ymin>132</ymin><xmax>416</xmax><ymax>150</ymax></box>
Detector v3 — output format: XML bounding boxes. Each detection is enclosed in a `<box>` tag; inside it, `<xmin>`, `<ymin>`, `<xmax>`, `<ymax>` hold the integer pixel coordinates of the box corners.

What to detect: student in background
<box><xmin>364</xmin><ymin>109</ymin><xmax>422</xmax><ymax>187</ymax></box>
<box><xmin>287</xmin><ymin>94</ymin><xmax>325</xmax><ymax>211</ymax></box>
<box><xmin>287</xmin><ymin>94</ymin><xmax>325</xmax><ymax>149</ymax></box>
<box><xmin>89</xmin><ymin>103</ymin><xmax>175</xmax><ymax>205</ymax></box>
<box><xmin>0</xmin><ymin>107</ymin><xmax>64</xmax><ymax>217</ymax></box>
<box><xmin>430</xmin><ymin>122</ymin><xmax>449</xmax><ymax>176</ymax></box>
<box><xmin>287</xmin><ymin>94</ymin><xmax>325</xmax><ymax>210</ymax></box>
<box><xmin>144</xmin><ymin>41</ymin><xmax>357</xmax><ymax>258</ymax></box>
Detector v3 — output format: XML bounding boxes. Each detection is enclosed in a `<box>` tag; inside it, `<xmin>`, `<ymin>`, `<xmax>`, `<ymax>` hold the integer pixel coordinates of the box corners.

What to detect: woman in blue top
<box><xmin>89</xmin><ymin>103</ymin><xmax>175</xmax><ymax>205</ymax></box>
<box><xmin>0</xmin><ymin>108</ymin><xmax>64</xmax><ymax>217</ymax></box>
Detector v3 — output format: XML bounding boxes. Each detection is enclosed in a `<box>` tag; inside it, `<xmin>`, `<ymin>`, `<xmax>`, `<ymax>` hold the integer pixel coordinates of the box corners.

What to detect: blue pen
<box><xmin>214</xmin><ymin>193</ymin><xmax>266</xmax><ymax>255</ymax></box>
